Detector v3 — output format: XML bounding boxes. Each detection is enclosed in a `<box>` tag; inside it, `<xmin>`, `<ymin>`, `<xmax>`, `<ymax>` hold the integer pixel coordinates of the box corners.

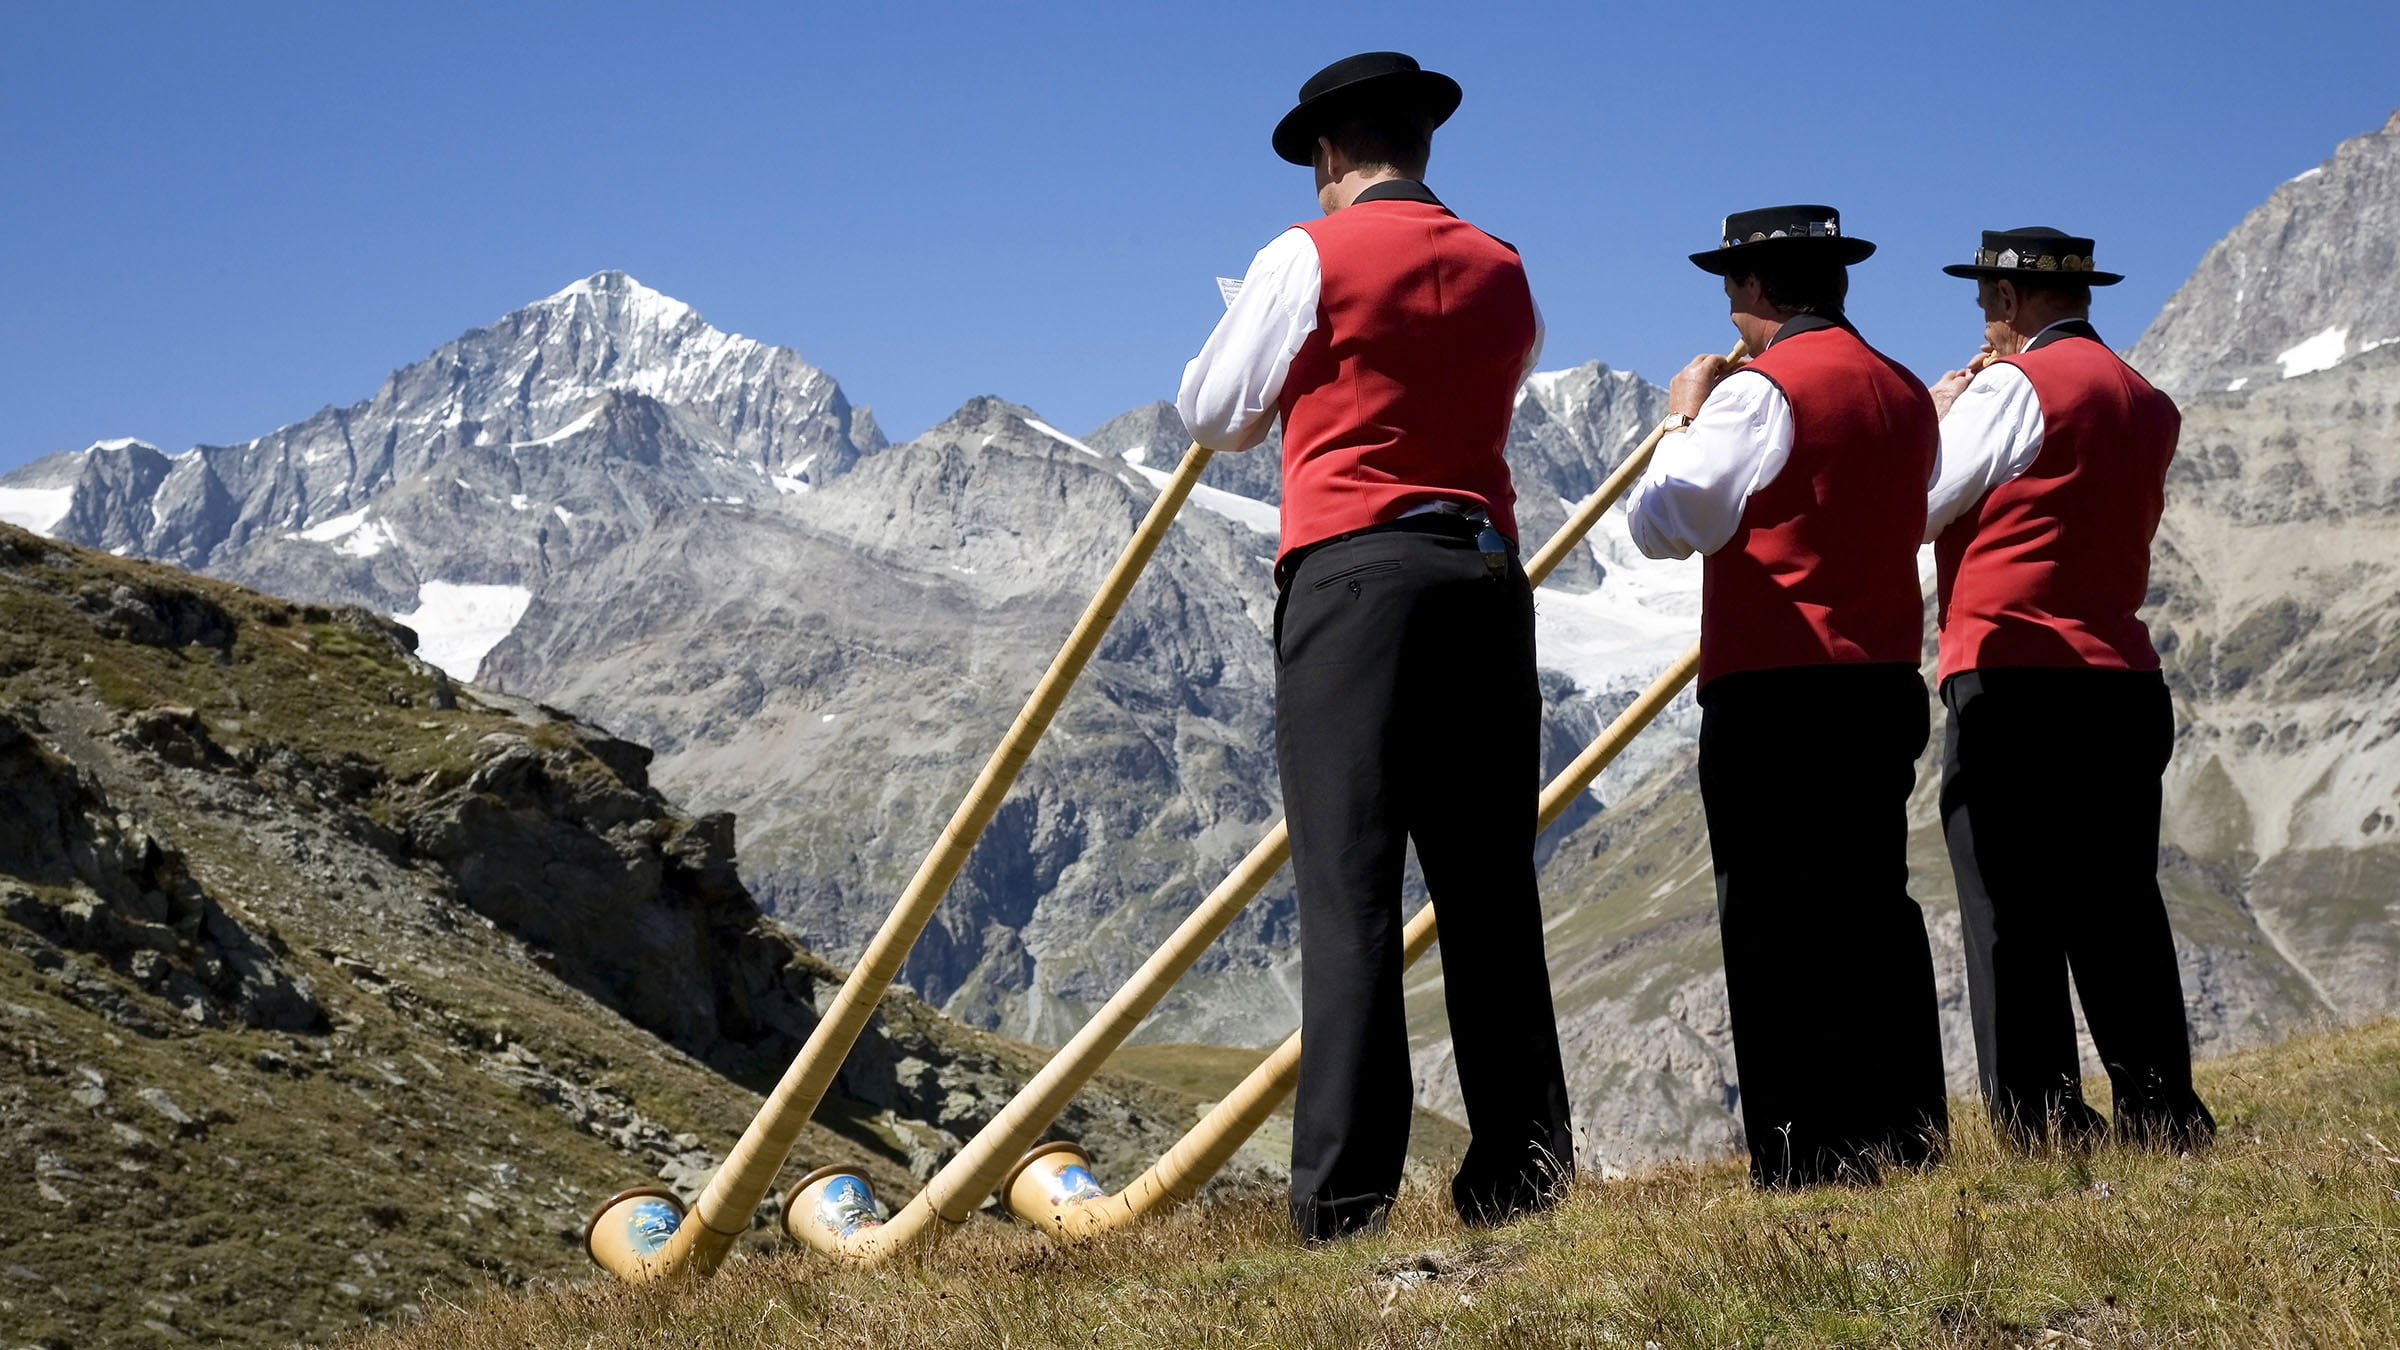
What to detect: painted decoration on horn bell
<box><xmin>619</xmin><ymin>1196</ymin><xmax>683</xmax><ymax>1256</ymax></box>
<box><xmin>813</xmin><ymin>1174</ymin><xmax>884</xmax><ymax>1239</ymax></box>
<box><xmin>1044</xmin><ymin>1161</ymin><xmax>1106</xmax><ymax>1206</ymax></box>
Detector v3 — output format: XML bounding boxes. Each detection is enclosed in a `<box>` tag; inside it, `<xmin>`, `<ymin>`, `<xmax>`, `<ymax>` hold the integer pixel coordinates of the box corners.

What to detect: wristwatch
<box><xmin>1661</xmin><ymin>413</ymin><xmax>1693</xmax><ymax>432</ymax></box>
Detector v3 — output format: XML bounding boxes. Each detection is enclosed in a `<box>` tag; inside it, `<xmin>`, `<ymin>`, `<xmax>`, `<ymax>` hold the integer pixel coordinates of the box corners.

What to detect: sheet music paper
<box><xmin>1215</xmin><ymin>276</ymin><xmax>1243</xmax><ymax>309</ymax></box>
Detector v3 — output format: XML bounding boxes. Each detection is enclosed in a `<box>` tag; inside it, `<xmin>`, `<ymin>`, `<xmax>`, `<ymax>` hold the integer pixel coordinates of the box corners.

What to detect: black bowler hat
<box><xmin>1271</xmin><ymin>51</ymin><xmax>1462</xmax><ymax>167</ymax></box>
<box><xmin>1942</xmin><ymin>226</ymin><xmax>2123</xmax><ymax>286</ymax></box>
<box><xmin>1688</xmin><ymin>204</ymin><xmax>1877</xmax><ymax>274</ymax></box>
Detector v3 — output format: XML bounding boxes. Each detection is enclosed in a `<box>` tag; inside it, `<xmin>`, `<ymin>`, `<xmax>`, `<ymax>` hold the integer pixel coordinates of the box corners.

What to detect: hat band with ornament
<box><xmin>1974</xmin><ymin>246</ymin><xmax>2102</xmax><ymax>273</ymax></box>
<box><xmin>1722</xmin><ymin>212</ymin><xmax>1843</xmax><ymax>247</ymax></box>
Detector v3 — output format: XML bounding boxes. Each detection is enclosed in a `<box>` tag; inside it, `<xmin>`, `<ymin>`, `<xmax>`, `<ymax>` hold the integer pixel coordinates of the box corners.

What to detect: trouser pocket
<box><xmin>1309</xmin><ymin>558</ymin><xmax>1402</xmax><ymax>590</ymax></box>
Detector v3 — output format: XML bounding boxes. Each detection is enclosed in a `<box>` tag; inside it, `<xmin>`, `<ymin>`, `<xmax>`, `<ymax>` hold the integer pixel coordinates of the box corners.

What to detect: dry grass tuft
<box><xmin>350</xmin><ymin>1018</ymin><xmax>2400</xmax><ymax>1348</ymax></box>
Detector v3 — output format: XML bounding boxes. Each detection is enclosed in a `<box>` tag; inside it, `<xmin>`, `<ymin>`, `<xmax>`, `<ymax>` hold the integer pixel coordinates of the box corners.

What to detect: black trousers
<box><xmin>1940</xmin><ymin>667</ymin><xmax>2214</xmax><ymax>1150</ymax></box>
<box><xmin>1275</xmin><ymin>523</ymin><xmax>1573</xmax><ymax>1240</ymax></box>
<box><xmin>1698</xmin><ymin>662</ymin><xmax>1949</xmax><ymax>1187</ymax></box>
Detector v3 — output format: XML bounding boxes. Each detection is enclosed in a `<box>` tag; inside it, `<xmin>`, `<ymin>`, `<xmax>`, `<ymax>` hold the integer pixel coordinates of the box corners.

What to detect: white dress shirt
<box><xmin>1924</xmin><ymin>364</ymin><xmax>2045</xmax><ymax>540</ymax></box>
<box><xmin>1178</xmin><ymin>228</ymin><xmax>1322</xmax><ymax>452</ymax></box>
<box><xmin>1922</xmin><ymin>317</ymin><xmax>2089</xmax><ymax>541</ymax></box>
<box><xmin>1177</xmin><ymin>225</ymin><xmax>1546</xmax><ymax>454</ymax></box>
<box><xmin>1625</xmin><ymin>370</ymin><xmax>1794</xmax><ymax>559</ymax></box>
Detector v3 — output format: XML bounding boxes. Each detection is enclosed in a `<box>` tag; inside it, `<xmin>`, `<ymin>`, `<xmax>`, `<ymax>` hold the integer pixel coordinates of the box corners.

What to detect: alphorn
<box><xmin>1004</xmin><ymin>643</ymin><xmax>1701</xmax><ymax>1241</ymax></box>
<box><xmin>771</xmin><ymin>344</ymin><xmax>1741</xmax><ymax>1262</ymax></box>
<box><xmin>585</xmin><ymin>441</ymin><xmax>1215</xmax><ymax>1280</ymax></box>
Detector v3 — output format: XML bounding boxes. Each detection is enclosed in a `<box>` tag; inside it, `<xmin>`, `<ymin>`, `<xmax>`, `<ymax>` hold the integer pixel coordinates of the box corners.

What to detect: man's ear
<box><xmin>1994</xmin><ymin>279</ymin><xmax>2021</xmax><ymax>323</ymax></box>
<box><xmin>1315</xmin><ymin>135</ymin><xmax>1343</xmax><ymax>178</ymax></box>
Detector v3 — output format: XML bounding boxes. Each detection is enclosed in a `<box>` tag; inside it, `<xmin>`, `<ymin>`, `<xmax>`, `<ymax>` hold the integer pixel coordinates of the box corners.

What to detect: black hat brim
<box><xmin>1272</xmin><ymin>69</ymin><xmax>1462</xmax><ymax>166</ymax></box>
<box><xmin>1942</xmin><ymin>263</ymin><xmax>2124</xmax><ymax>286</ymax></box>
<box><xmin>1688</xmin><ymin>236</ymin><xmax>1877</xmax><ymax>275</ymax></box>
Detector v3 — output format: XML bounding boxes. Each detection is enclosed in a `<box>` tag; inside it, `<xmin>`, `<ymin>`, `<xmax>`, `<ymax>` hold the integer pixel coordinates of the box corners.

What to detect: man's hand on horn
<box><xmin>1930</xmin><ymin>345</ymin><xmax>2000</xmax><ymax>420</ymax></box>
<box><xmin>1931</xmin><ymin>367</ymin><xmax>1976</xmax><ymax>420</ymax></box>
<box><xmin>1668</xmin><ymin>352</ymin><xmax>1740</xmax><ymax>420</ymax></box>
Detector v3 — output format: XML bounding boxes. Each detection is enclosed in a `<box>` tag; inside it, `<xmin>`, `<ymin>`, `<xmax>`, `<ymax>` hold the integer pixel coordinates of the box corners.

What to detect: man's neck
<box><xmin>2005</xmin><ymin>310</ymin><xmax>2090</xmax><ymax>353</ymax></box>
<box><xmin>1320</xmin><ymin>170</ymin><xmax>1411</xmax><ymax>214</ymax></box>
<box><xmin>1746</xmin><ymin>309</ymin><xmax>1847</xmax><ymax>352</ymax></box>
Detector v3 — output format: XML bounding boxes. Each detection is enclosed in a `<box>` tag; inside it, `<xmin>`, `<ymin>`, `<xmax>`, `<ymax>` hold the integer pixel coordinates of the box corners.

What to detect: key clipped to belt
<box><xmin>1469</xmin><ymin>512</ymin><xmax>1511</xmax><ymax>580</ymax></box>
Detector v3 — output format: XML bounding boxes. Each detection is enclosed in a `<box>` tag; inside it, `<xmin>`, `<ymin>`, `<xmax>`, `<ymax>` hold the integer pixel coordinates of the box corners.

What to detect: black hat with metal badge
<box><xmin>1942</xmin><ymin>226</ymin><xmax>2123</xmax><ymax>286</ymax></box>
<box><xmin>1688</xmin><ymin>204</ymin><xmax>1878</xmax><ymax>274</ymax></box>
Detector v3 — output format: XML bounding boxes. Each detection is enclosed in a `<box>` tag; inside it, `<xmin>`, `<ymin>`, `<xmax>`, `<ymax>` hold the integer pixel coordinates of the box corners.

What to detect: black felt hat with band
<box><xmin>1688</xmin><ymin>204</ymin><xmax>1877</xmax><ymax>274</ymax></box>
<box><xmin>1272</xmin><ymin>51</ymin><xmax>1462</xmax><ymax>166</ymax></box>
<box><xmin>1942</xmin><ymin>227</ymin><xmax>2123</xmax><ymax>286</ymax></box>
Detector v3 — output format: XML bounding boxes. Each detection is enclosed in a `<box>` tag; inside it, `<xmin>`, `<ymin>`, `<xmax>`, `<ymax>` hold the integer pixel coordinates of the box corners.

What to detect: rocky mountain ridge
<box><xmin>0</xmin><ymin>275</ymin><xmax>1693</xmax><ymax>1058</ymax></box>
<box><xmin>2129</xmin><ymin>109</ymin><xmax>2400</xmax><ymax>392</ymax></box>
<box><xmin>0</xmin><ymin>272</ymin><xmax>883</xmax><ymax>682</ymax></box>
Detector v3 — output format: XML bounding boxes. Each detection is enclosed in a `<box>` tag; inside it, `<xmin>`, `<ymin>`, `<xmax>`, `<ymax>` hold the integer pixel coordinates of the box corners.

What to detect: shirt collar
<box><xmin>2025</xmin><ymin>317</ymin><xmax>2103</xmax><ymax>351</ymax></box>
<box><xmin>1351</xmin><ymin>179</ymin><xmax>1446</xmax><ymax>209</ymax></box>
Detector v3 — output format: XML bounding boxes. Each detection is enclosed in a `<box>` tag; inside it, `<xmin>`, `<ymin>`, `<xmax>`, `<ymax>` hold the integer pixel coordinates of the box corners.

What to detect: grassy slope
<box><xmin>0</xmin><ymin>525</ymin><xmax>1218</xmax><ymax>1346</ymax></box>
<box><xmin>0</xmin><ymin>527</ymin><xmax>870</xmax><ymax>1345</ymax></box>
<box><xmin>354</xmin><ymin>1018</ymin><xmax>2400</xmax><ymax>1349</ymax></box>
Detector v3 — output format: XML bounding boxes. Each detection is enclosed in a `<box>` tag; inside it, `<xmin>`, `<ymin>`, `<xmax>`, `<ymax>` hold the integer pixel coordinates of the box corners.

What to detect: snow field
<box><xmin>395</xmin><ymin>582</ymin><xmax>535</xmax><ymax>681</ymax></box>
<box><xmin>0</xmin><ymin>486</ymin><xmax>76</xmax><ymax>535</ymax></box>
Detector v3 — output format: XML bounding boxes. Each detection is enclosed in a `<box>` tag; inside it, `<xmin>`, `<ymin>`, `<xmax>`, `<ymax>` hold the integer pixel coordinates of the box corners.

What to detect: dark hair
<box><xmin>2010</xmin><ymin>276</ymin><xmax>2094</xmax><ymax>309</ymax></box>
<box><xmin>1734</xmin><ymin>262</ymin><xmax>1850</xmax><ymax>317</ymax></box>
<box><xmin>1322</xmin><ymin>103</ymin><xmax>1434</xmax><ymax>177</ymax></box>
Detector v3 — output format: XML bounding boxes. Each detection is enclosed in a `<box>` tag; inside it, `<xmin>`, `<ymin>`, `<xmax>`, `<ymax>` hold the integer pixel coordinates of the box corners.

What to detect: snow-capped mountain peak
<box><xmin>0</xmin><ymin>274</ymin><xmax>885</xmax><ymax>678</ymax></box>
<box><xmin>539</xmin><ymin>270</ymin><xmax>702</xmax><ymax>335</ymax></box>
<box><xmin>2130</xmin><ymin>107</ymin><xmax>2400</xmax><ymax>392</ymax></box>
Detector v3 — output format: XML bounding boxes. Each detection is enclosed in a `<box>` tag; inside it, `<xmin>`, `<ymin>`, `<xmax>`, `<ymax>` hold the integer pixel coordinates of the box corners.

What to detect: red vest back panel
<box><xmin>1278</xmin><ymin>200</ymin><xmax>1535</xmax><ymax>558</ymax></box>
<box><xmin>1933</xmin><ymin>336</ymin><xmax>2178</xmax><ymax>681</ymax></box>
<box><xmin>1701</xmin><ymin>324</ymin><xmax>1935</xmax><ymax>687</ymax></box>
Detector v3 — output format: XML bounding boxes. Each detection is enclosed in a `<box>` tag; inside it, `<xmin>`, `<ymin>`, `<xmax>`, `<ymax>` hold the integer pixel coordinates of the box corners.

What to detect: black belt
<box><xmin>1276</xmin><ymin>505</ymin><xmax>1518</xmax><ymax>590</ymax></box>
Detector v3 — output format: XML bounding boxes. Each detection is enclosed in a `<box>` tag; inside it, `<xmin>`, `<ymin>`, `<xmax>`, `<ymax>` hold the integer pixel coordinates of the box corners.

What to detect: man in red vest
<box><xmin>1627</xmin><ymin>206</ymin><xmax>1948</xmax><ymax>1187</ymax></box>
<box><xmin>1177</xmin><ymin>51</ymin><xmax>1572</xmax><ymax>1241</ymax></box>
<box><xmin>1927</xmin><ymin>227</ymin><xmax>2214</xmax><ymax>1151</ymax></box>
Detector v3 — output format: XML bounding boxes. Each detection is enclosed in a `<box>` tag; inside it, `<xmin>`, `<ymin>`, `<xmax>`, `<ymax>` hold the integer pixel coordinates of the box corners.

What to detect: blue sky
<box><xmin>3</xmin><ymin>1</ymin><xmax>2395</xmax><ymax>472</ymax></box>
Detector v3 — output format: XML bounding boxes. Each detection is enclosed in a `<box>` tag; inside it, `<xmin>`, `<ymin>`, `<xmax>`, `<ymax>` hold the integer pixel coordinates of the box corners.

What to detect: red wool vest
<box><xmin>1277</xmin><ymin>198</ymin><xmax>1536</xmax><ymax>559</ymax></box>
<box><xmin>1701</xmin><ymin>322</ymin><xmax>1936</xmax><ymax>688</ymax></box>
<box><xmin>1933</xmin><ymin>335</ymin><xmax>2179</xmax><ymax>682</ymax></box>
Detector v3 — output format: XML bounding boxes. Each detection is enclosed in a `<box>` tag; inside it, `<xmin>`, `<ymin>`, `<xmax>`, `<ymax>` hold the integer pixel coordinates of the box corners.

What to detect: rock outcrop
<box><xmin>0</xmin><ymin>711</ymin><xmax>323</xmax><ymax>1034</ymax></box>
